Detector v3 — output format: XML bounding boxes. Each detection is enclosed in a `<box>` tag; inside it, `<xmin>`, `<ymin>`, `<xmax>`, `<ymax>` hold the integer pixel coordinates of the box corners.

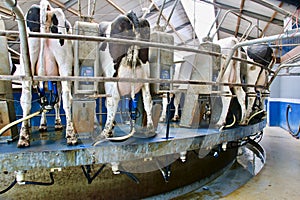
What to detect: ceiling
<box><xmin>0</xmin><ymin>0</ymin><xmax>298</xmax><ymax>63</ymax></box>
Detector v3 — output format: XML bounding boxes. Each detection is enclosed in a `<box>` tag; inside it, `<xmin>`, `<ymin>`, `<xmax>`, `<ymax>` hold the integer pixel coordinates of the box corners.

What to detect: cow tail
<box><xmin>40</xmin><ymin>0</ymin><xmax>51</xmax><ymax>33</ymax></box>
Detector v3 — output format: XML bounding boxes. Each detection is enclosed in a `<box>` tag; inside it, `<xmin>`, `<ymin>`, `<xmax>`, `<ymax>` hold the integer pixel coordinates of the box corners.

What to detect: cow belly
<box><xmin>117</xmin><ymin>66</ymin><xmax>144</xmax><ymax>96</ymax></box>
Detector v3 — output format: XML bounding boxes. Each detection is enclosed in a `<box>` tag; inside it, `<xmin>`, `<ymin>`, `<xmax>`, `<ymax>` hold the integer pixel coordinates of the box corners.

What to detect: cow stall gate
<box><xmin>0</xmin><ymin>17</ymin><xmax>17</xmax><ymax>143</ymax></box>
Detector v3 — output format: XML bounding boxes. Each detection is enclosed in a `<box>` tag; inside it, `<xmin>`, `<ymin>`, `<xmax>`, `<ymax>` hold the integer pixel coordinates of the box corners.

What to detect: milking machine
<box><xmin>72</xmin><ymin>6</ymin><xmax>100</xmax><ymax>139</ymax></box>
<box><xmin>149</xmin><ymin>0</ymin><xmax>175</xmax><ymax>130</ymax></box>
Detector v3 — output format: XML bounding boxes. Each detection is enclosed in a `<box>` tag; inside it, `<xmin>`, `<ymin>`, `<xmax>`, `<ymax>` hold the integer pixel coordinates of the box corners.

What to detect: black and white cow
<box><xmin>95</xmin><ymin>11</ymin><xmax>154</xmax><ymax>141</ymax></box>
<box><xmin>18</xmin><ymin>0</ymin><xmax>76</xmax><ymax>147</ymax></box>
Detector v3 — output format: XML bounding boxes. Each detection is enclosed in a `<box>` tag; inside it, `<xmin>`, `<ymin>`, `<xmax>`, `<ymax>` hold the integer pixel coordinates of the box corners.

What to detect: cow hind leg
<box><xmin>99</xmin><ymin>90</ymin><xmax>120</xmax><ymax>139</ymax></box>
<box><xmin>54</xmin><ymin>84</ymin><xmax>63</xmax><ymax>130</ymax></box>
<box><xmin>18</xmin><ymin>81</ymin><xmax>32</xmax><ymax>147</ymax></box>
<box><xmin>215</xmin><ymin>86</ymin><xmax>232</xmax><ymax>129</ymax></box>
<box><xmin>159</xmin><ymin>95</ymin><xmax>168</xmax><ymax>122</ymax></box>
<box><xmin>234</xmin><ymin>86</ymin><xmax>247</xmax><ymax>125</ymax></box>
<box><xmin>54</xmin><ymin>101</ymin><xmax>63</xmax><ymax>130</ymax></box>
<box><xmin>61</xmin><ymin>81</ymin><xmax>77</xmax><ymax>145</ymax></box>
<box><xmin>172</xmin><ymin>92</ymin><xmax>181</xmax><ymax>121</ymax></box>
<box><xmin>39</xmin><ymin>111</ymin><xmax>47</xmax><ymax>132</ymax></box>
<box><xmin>142</xmin><ymin>83</ymin><xmax>154</xmax><ymax>133</ymax></box>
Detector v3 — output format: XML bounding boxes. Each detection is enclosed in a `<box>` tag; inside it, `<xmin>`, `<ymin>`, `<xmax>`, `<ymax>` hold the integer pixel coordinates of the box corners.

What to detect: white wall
<box><xmin>270</xmin><ymin>76</ymin><xmax>300</xmax><ymax>99</ymax></box>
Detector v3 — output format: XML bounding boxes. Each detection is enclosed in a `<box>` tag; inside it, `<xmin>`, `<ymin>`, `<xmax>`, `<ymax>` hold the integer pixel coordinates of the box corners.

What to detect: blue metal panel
<box><xmin>268</xmin><ymin>100</ymin><xmax>281</xmax><ymax>126</ymax></box>
<box><xmin>268</xmin><ymin>99</ymin><xmax>300</xmax><ymax>133</ymax></box>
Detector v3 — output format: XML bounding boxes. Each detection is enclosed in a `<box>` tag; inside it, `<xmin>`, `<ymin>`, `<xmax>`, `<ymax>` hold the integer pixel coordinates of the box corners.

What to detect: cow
<box><xmin>18</xmin><ymin>0</ymin><xmax>76</xmax><ymax>147</ymax></box>
<box><xmin>159</xmin><ymin>92</ymin><xmax>181</xmax><ymax>122</ymax></box>
<box><xmin>159</xmin><ymin>37</ymin><xmax>274</xmax><ymax>129</ymax></box>
<box><xmin>94</xmin><ymin>11</ymin><xmax>154</xmax><ymax>142</ymax></box>
<box><xmin>214</xmin><ymin>37</ymin><xmax>248</xmax><ymax>128</ymax></box>
<box><xmin>244</xmin><ymin>44</ymin><xmax>274</xmax><ymax>123</ymax></box>
<box><xmin>216</xmin><ymin>38</ymin><xmax>275</xmax><ymax>128</ymax></box>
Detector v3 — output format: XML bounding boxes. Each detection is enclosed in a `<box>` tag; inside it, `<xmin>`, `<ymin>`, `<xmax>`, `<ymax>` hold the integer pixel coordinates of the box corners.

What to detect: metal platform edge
<box><xmin>0</xmin><ymin>120</ymin><xmax>266</xmax><ymax>172</ymax></box>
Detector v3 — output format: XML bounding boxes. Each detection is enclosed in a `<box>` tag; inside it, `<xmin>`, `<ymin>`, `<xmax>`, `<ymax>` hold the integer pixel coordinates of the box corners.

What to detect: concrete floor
<box><xmin>222</xmin><ymin>126</ymin><xmax>300</xmax><ymax>200</ymax></box>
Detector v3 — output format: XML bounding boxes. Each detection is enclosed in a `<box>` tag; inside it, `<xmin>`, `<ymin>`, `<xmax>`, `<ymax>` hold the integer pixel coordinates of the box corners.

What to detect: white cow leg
<box><xmin>61</xmin><ymin>81</ymin><xmax>77</xmax><ymax>145</ymax></box>
<box><xmin>159</xmin><ymin>95</ymin><xmax>168</xmax><ymax>122</ymax></box>
<box><xmin>18</xmin><ymin>81</ymin><xmax>32</xmax><ymax>147</ymax></box>
<box><xmin>39</xmin><ymin>111</ymin><xmax>47</xmax><ymax>132</ymax></box>
<box><xmin>54</xmin><ymin>98</ymin><xmax>63</xmax><ymax>130</ymax></box>
<box><xmin>234</xmin><ymin>86</ymin><xmax>247</xmax><ymax>125</ymax></box>
<box><xmin>54</xmin><ymin>83</ymin><xmax>63</xmax><ymax>130</ymax></box>
<box><xmin>245</xmin><ymin>92</ymin><xmax>256</xmax><ymax>122</ymax></box>
<box><xmin>172</xmin><ymin>92</ymin><xmax>181</xmax><ymax>121</ymax></box>
<box><xmin>142</xmin><ymin>83</ymin><xmax>154</xmax><ymax>132</ymax></box>
<box><xmin>100</xmin><ymin>93</ymin><xmax>120</xmax><ymax>138</ymax></box>
<box><xmin>216</xmin><ymin>86</ymin><xmax>231</xmax><ymax>128</ymax></box>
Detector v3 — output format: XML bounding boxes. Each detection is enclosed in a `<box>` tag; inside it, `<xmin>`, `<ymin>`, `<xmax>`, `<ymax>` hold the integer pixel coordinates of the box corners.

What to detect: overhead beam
<box><xmin>167</xmin><ymin>21</ymin><xmax>191</xmax><ymax>33</ymax></box>
<box><xmin>64</xmin><ymin>0</ymin><xmax>78</xmax><ymax>9</ymax></box>
<box><xmin>106</xmin><ymin>0</ymin><xmax>126</xmax><ymax>14</ymax></box>
<box><xmin>250</xmin><ymin>0</ymin><xmax>293</xmax><ymax>18</ymax></box>
<box><xmin>149</xmin><ymin>0</ymin><xmax>186</xmax><ymax>45</ymax></box>
<box><xmin>0</xmin><ymin>6</ymin><xmax>13</xmax><ymax>16</ymax></box>
<box><xmin>48</xmin><ymin>0</ymin><xmax>80</xmax><ymax>16</ymax></box>
<box><xmin>234</xmin><ymin>0</ymin><xmax>245</xmax><ymax>37</ymax></box>
<box><xmin>206</xmin><ymin>0</ymin><xmax>283</xmax><ymax>26</ymax></box>
<box><xmin>260</xmin><ymin>1</ymin><xmax>284</xmax><ymax>37</ymax></box>
<box><xmin>219</xmin><ymin>26</ymin><xmax>256</xmax><ymax>40</ymax></box>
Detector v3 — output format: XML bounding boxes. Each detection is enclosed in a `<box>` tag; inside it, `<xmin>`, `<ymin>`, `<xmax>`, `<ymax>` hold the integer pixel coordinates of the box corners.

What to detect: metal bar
<box><xmin>4</xmin><ymin>0</ymin><xmax>32</xmax><ymax>79</ymax></box>
<box><xmin>157</xmin><ymin>0</ymin><xmax>167</xmax><ymax>26</ymax></box>
<box><xmin>206</xmin><ymin>8</ymin><xmax>221</xmax><ymax>39</ymax></box>
<box><xmin>0</xmin><ymin>30</ymin><xmax>267</xmax><ymax>69</ymax></box>
<box><xmin>211</xmin><ymin>10</ymin><xmax>252</xmax><ymax>40</ymax></box>
<box><xmin>150</xmin><ymin>0</ymin><xmax>186</xmax><ymax>44</ymax></box>
<box><xmin>166</xmin><ymin>0</ymin><xmax>180</xmax><ymax>27</ymax></box>
<box><xmin>217</xmin><ymin>29</ymin><xmax>300</xmax><ymax>82</ymax></box>
<box><xmin>0</xmin><ymin>75</ymin><xmax>267</xmax><ymax>89</ymax></box>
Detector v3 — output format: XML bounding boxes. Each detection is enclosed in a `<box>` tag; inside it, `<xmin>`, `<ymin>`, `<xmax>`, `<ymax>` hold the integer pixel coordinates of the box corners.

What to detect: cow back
<box><xmin>109</xmin><ymin>15</ymin><xmax>135</xmax><ymax>65</ymax></box>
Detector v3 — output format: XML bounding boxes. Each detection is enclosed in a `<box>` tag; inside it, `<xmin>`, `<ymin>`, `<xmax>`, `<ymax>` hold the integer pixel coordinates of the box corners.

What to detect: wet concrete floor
<box><xmin>222</xmin><ymin>126</ymin><xmax>300</xmax><ymax>200</ymax></box>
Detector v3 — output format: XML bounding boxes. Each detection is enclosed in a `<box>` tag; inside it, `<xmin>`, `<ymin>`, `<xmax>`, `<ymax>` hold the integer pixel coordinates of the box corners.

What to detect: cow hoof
<box><xmin>18</xmin><ymin>127</ymin><xmax>30</xmax><ymax>148</ymax></box>
<box><xmin>67</xmin><ymin>137</ymin><xmax>78</xmax><ymax>145</ymax></box>
<box><xmin>66</xmin><ymin>132</ymin><xmax>78</xmax><ymax>145</ymax></box>
<box><xmin>17</xmin><ymin>139</ymin><xmax>30</xmax><ymax>148</ymax></box>
<box><xmin>172</xmin><ymin>115</ymin><xmax>180</xmax><ymax>122</ymax></box>
<box><xmin>55</xmin><ymin>123</ymin><xmax>63</xmax><ymax>131</ymax></box>
<box><xmin>159</xmin><ymin>116</ymin><xmax>166</xmax><ymax>122</ymax></box>
<box><xmin>39</xmin><ymin>124</ymin><xmax>47</xmax><ymax>132</ymax></box>
<box><xmin>17</xmin><ymin>134</ymin><xmax>30</xmax><ymax>148</ymax></box>
<box><xmin>144</xmin><ymin>124</ymin><xmax>156</xmax><ymax>137</ymax></box>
